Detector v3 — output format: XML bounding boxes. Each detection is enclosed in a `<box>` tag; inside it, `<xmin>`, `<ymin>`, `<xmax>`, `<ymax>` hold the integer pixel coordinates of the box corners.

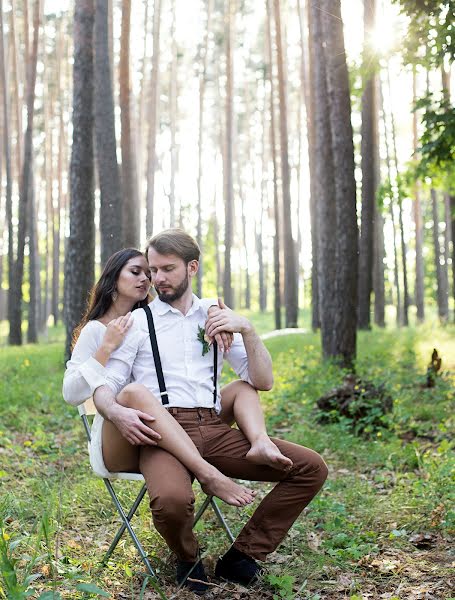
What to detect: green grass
<box><xmin>0</xmin><ymin>321</ymin><xmax>454</xmax><ymax>599</ymax></box>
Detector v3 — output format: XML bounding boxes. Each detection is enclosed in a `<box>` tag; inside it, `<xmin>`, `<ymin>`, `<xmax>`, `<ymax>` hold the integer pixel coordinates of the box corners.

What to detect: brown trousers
<box><xmin>138</xmin><ymin>407</ymin><xmax>328</xmax><ymax>562</ymax></box>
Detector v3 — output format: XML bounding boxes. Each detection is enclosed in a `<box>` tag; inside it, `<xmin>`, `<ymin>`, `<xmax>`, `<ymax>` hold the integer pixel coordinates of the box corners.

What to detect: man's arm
<box><xmin>205</xmin><ymin>299</ymin><xmax>273</xmax><ymax>391</ymax></box>
<box><xmin>94</xmin><ymin>384</ymin><xmax>161</xmax><ymax>446</ymax></box>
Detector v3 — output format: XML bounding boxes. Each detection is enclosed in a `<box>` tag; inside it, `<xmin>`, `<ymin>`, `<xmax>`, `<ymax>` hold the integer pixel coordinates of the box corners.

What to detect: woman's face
<box><xmin>115</xmin><ymin>256</ymin><xmax>151</xmax><ymax>305</ymax></box>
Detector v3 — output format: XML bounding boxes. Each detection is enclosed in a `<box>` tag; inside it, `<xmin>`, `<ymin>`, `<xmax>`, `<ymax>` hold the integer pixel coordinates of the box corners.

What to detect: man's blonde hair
<box><xmin>145</xmin><ymin>228</ymin><xmax>200</xmax><ymax>264</ymax></box>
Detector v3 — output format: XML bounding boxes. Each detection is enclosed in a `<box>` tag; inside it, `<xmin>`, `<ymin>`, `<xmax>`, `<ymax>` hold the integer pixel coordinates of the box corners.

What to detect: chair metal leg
<box><xmin>210</xmin><ymin>497</ymin><xmax>235</xmax><ymax>543</ymax></box>
<box><xmin>194</xmin><ymin>495</ymin><xmax>235</xmax><ymax>543</ymax></box>
<box><xmin>102</xmin><ymin>480</ymin><xmax>155</xmax><ymax>577</ymax></box>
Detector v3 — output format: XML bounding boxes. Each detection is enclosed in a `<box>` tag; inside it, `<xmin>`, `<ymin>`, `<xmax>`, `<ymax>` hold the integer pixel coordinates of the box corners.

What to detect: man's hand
<box><xmin>206</xmin><ymin>303</ymin><xmax>234</xmax><ymax>352</ymax></box>
<box><xmin>205</xmin><ymin>298</ymin><xmax>252</xmax><ymax>338</ymax></box>
<box><xmin>109</xmin><ymin>403</ymin><xmax>162</xmax><ymax>446</ymax></box>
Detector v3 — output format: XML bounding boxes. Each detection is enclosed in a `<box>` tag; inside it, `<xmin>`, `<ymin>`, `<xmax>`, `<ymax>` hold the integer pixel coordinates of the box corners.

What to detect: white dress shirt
<box><xmin>62</xmin><ymin>295</ymin><xmax>252</xmax><ymax>476</ymax></box>
<box><xmin>105</xmin><ymin>295</ymin><xmax>252</xmax><ymax>412</ymax></box>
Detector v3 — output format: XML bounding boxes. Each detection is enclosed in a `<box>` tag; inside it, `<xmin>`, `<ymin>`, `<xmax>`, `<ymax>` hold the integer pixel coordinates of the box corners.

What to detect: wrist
<box><xmin>240</xmin><ymin>320</ymin><xmax>254</xmax><ymax>336</ymax></box>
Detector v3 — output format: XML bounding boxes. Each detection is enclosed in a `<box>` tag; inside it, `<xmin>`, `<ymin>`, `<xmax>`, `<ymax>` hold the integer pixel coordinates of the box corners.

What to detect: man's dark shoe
<box><xmin>215</xmin><ymin>546</ymin><xmax>262</xmax><ymax>586</ymax></box>
<box><xmin>176</xmin><ymin>557</ymin><xmax>209</xmax><ymax>595</ymax></box>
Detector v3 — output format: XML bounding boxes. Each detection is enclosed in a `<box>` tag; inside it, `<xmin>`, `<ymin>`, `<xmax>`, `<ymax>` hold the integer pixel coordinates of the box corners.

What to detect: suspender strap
<box><xmin>143</xmin><ymin>305</ymin><xmax>219</xmax><ymax>407</ymax></box>
<box><xmin>143</xmin><ymin>305</ymin><xmax>169</xmax><ymax>405</ymax></box>
<box><xmin>213</xmin><ymin>340</ymin><xmax>218</xmax><ymax>405</ymax></box>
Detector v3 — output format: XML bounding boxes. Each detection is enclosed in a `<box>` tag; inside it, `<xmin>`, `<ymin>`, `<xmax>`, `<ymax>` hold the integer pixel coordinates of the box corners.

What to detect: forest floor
<box><xmin>0</xmin><ymin>320</ymin><xmax>453</xmax><ymax>600</ymax></box>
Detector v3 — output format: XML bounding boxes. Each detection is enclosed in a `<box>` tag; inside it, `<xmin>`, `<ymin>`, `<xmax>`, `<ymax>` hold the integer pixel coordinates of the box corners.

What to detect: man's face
<box><xmin>147</xmin><ymin>248</ymin><xmax>197</xmax><ymax>304</ymax></box>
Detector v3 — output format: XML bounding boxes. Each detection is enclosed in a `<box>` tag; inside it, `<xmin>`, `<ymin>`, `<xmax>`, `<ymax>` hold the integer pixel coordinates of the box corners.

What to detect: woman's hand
<box><xmin>102</xmin><ymin>313</ymin><xmax>134</xmax><ymax>353</ymax></box>
<box><xmin>94</xmin><ymin>313</ymin><xmax>134</xmax><ymax>366</ymax></box>
<box><xmin>206</xmin><ymin>304</ymin><xmax>234</xmax><ymax>353</ymax></box>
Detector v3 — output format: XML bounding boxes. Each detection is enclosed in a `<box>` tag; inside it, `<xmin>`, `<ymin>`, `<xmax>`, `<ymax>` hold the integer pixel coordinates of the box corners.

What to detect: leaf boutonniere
<box><xmin>197</xmin><ymin>325</ymin><xmax>211</xmax><ymax>356</ymax></box>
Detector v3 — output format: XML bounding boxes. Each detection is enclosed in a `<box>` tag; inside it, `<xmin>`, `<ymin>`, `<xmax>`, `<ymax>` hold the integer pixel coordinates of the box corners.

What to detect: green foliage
<box><xmin>0</xmin><ymin>322</ymin><xmax>454</xmax><ymax>598</ymax></box>
<box><xmin>414</xmin><ymin>94</ymin><xmax>455</xmax><ymax>182</ymax></box>
<box><xmin>392</xmin><ymin>0</ymin><xmax>455</xmax><ymax>64</ymax></box>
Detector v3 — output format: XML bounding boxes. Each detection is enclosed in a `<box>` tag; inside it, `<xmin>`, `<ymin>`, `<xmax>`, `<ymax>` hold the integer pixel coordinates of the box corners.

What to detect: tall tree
<box><xmin>94</xmin><ymin>0</ymin><xmax>122</xmax><ymax>265</ymax></box>
<box><xmin>145</xmin><ymin>0</ymin><xmax>162</xmax><ymax>236</ymax></box>
<box><xmin>169</xmin><ymin>0</ymin><xmax>178</xmax><ymax>229</ymax></box>
<box><xmin>63</xmin><ymin>0</ymin><xmax>96</xmax><ymax>359</ymax></box>
<box><xmin>223</xmin><ymin>0</ymin><xmax>234</xmax><ymax>307</ymax></box>
<box><xmin>273</xmin><ymin>0</ymin><xmax>298</xmax><ymax>327</ymax></box>
<box><xmin>431</xmin><ymin>188</ymin><xmax>449</xmax><ymax>321</ymax></box>
<box><xmin>9</xmin><ymin>0</ymin><xmax>41</xmax><ymax>345</ymax></box>
<box><xmin>412</xmin><ymin>66</ymin><xmax>425</xmax><ymax>322</ymax></box>
<box><xmin>27</xmin><ymin>169</ymin><xmax>40</xmax><ymax>343</ymax></box>
<box><xmin>120</xmin><ymin>0</ymin><xmax>140</xmax><ymax>247</ymax></box>
<box><xmin>299</xmin><ymin>0</ymin><xmax>319</xmax><ymax>331</ymax></box>
<box><xmin>358</xmin><ymin>0</ymin><xmax>378</xmax><ymax>330</ymax></box>
<box><xmin>0</xmin><ymin>0</ymin><xmax>14</xmax><ymax>334</ymax></box>
<box><xmin>196</xmin><ymin>0</ymin><xmax>212</xmax><ymax>297</ymax></box>
<box><xmin>266</xmin><ymin>0</ymin><xmax>281</xmax><ymax>330</ymax></box>
<box><xmin>308</xmin><ymin>1</ymin><xmax>337</xmax><ymax>357</ymax></box>
<box><xmin>321</xmin><ymin>0</ymin><xmax>358</xmax><ymax>367</ymax></box>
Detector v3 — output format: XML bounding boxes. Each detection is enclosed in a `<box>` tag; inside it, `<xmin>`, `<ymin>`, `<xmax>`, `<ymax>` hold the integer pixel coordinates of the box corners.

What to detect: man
<box><xmin>94</xmin><ymin>229</ymin><xmax>328</xmax><ymax>594</ymax></box>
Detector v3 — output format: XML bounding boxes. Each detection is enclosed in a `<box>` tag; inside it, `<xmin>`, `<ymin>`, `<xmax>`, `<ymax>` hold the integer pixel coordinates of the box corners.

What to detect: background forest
<box><xmin>0</xmin><ymin>1</ymin><xmax>454</xmax><ymax>599</ymax></box>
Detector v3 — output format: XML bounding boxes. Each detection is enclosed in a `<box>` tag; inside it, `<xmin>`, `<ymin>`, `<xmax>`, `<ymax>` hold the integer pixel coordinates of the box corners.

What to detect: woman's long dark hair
<box><xmin>71</xmin><ymin>248</ymin><xmax>151</xmax><ymax>349</ymax></box>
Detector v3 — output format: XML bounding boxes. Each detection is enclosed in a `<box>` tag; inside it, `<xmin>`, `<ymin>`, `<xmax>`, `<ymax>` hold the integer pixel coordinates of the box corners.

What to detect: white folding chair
<box><xmin>77</xmin><ymin>399</ymin><xmax>235</xmax><ymax>577</ymax></box>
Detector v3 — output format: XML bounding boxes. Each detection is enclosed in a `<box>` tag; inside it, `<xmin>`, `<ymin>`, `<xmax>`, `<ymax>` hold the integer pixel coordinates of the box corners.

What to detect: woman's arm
<box><xmin>62</xmin><ymin>315</ymin><xmax>133</xmax><ymax>406</ymax></box>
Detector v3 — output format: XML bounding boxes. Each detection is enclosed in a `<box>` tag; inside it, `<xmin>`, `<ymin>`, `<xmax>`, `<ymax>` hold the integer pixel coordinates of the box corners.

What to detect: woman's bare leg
<box><xmin>220</xmin><ymin>380</ymin><xmax>293</xmax><ymax>470</ymax></box>
<box><xmin>103</xmin><ymin>383</ymin><xmax>256</xmax><ymax>507</ymax></box>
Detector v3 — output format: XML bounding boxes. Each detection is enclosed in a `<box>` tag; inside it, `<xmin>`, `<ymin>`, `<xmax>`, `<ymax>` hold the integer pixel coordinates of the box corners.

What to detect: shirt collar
<box><xmin>152</xmin><ymin>294</ymin><xmax>203</xmax><ymax>317</ymax></box>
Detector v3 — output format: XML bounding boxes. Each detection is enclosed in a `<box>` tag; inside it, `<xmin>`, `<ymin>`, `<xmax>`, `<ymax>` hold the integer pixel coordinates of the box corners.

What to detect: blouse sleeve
<box><xmin>62</xmin><ymin>322</ymin><xmax>108</xmax><ymax>406</ymax></box>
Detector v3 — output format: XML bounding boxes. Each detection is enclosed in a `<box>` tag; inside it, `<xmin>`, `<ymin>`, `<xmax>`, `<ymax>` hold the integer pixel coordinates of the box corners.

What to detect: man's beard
<box><xmin>155</xmin><ymin>276</ymin><xmax>189</xmax><ymax>303</ymax></box>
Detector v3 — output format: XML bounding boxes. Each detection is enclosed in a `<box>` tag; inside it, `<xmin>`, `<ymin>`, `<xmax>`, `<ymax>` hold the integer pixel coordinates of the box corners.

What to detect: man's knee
<box><xmin>150</xmin><ymin>489</ymin><xmax>195</xmax><ymax>525</ymax></box>
<box><xmin>291</xmin><ymin>446</ymin><xmax>328</xmax><ymax>487</ymax></box>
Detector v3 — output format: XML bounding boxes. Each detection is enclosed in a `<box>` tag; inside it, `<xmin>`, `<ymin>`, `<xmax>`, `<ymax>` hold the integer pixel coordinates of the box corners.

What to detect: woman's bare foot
<box><xmin>199</xmin><ymin>467</ymin><xmax>256</xmax><ymax>507</ymax></box>
<box><xmin>246</xmin><ymin>435</ymin><xmax>293</xmax><ymax>470</ymax></box>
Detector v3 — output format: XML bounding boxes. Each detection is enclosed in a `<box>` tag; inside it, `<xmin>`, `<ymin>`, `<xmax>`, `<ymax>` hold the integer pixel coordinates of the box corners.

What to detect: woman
<box><xmin>63</xmin><ymin>249</ymin><xmax>291</xmax><ymax>506</ymax></box>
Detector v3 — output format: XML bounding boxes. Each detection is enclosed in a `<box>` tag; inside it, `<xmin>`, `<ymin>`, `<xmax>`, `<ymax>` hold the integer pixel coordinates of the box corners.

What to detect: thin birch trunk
<box><xmin>412</xmin><ymin>65</ymin><xmax>424</xmax><ymax>322</ymax></box>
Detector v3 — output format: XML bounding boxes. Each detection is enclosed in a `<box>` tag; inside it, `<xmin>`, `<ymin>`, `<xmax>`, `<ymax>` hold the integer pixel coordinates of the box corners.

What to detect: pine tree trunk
<box><xmin>197</xmin><ymin>0</ymin><xmax>212</xmax><ymax>297</ymax></box>
<box><xmin>308</xmin><ymin>1</ymin><xmax>337</xmax><ymax>357</ymax></box>
<box><xmin>120</xmin><ymin>0</ymin><xmax>140</xmax><ymax>247</ymax></box>
<box><xmin>450</xmin><ymin>194</ymin><xmax>455</xmax><ymax>322</ymax></box>
<box><xmin>169</xmin><ymin>0</ymin><xmax>178</xmax><ymax>229</ymax></box>
<box><xmin>9</xmin><ymin>0</ymin><xmax>41</xmax><ymax>345</ymax></box>
<box><xmin>0</xmin><ymin>0</ymin><xmax>14</xmax><ymax>335</ymax></box>
<box><xmin>94</xmin><ymin>0</ymin><xmax>122</xmax><ymax>265</ymax></box>
<box><xmin>431</xmin><ymin>188</ymin><xmax>448</xmax><ymax>322</ymax></box>
<box><xmin>266</xmin><ymin>0</ymin><xmax>281</xmax><ymax>330</ymax></box>
<box><xmin>412</xmin><ymin>66</ymin><xmax>425</xmax><ymax>322</ymax></box>
<box><xmin>321</xmin><ymin>0</ymin><xmax>358</xmax><ymax>367</ymax></box>
<box><xmin>273</xmin><ymin>0</ymin><xmax>298</xmax><ymax>328</ymax></box>
<box><xmin>145</xmin><ymin>0</ymin><xmax>162</xmax><ymax>236</ymax></box>
<box><xmin>63</xmin><ymin>0</ymin><xmax>95</xmax><ymax>360</ymax></box>
<box><xmin>27</xmin><ymin>171</ymin><xmax>40</xmax><ymax>342</ymax></box>
<box><xmin>9</xmin><ymin>0</ymin><xmax>22</xmax><ymax>178</ymax></box>
<box><xmin>373</xmin><ymin>208</ymin><xmax>385</xmax><ymax>327</ymax></box>
<box><xmin>358</xmin><ymin>0</ymin><xmax>377</xmax><ymax>330</ymax></box>
<box><xmin>223</xmin><ymin>0</ymin><xmax>234</xmax><ymax>307</ymax></box>
<box><xmin>302</xmin><ymin>0</ymin><xmax>319</xmax><ymax>330</ymax></box>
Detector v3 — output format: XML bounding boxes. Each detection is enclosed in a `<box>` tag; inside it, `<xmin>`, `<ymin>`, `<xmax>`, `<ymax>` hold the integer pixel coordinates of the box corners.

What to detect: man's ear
<box><xmin>188</xmin><ymin>260</ymin><xmax>199</xmax><ymax>278</ymax></box>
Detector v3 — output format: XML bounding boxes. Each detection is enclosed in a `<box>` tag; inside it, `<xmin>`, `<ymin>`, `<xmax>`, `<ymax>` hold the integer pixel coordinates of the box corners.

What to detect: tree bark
<box><xmin>120</xmin><ymin>0</ymin><xmax>140</xmax><ymax>248</ymax></box>
<box><xmin>223</xmin><ymin>0</ymin><xmax>234</xmax><ymax>307</ymax></box>
<box><xmin>321</xmin><ymin>0</ymin><xmax>358</xmax><ymax>367</ymax></box>
<box><xmin>358</xmin><ymin>0</ymin><xmax>378</xmax><ymax>330</ymax></box>
<box><xmin>273</xmin><ymin>0</ymin><xmax>298</xmax><ymax>328</ymax></box>
<box><xmin>27</xmin><ymin>169</ymin><xmax>40</xmax><ymax>343</ymax></box>
<box><xmin>94</xmin><ymin>0</ymin><xmax>122</xmax><ymax>265</ymax></box>
<box><xmin>145</xmin><ymin>0</ymin><xmax>162</xmax><ymax>236</ymax></box>
<box><xmin>301</xmin><ymin>0</ymin><xmax>319</xmax><ymax>330</ymax></box>
<box><xmin>431</xmin><ymin>188</ymin><xmax>448</xmax><ymax>322</ymax></box>
<box><xmin>9</xmin><ymin>0</ymin><xmax>41</xmax><ymax>345</ymax></box>
<box><xmin>0</xmin><ymin>0</ymin><xmax>14</xmax><ymax>335</ymax></box>
<box><xmin>169</xmin><ymin>0</ymin><xmax>178</xmax><ymax>229</ymax></box>
<box><xmin>197</xmin><ymin>0</ymin><xmax>212</xmax><ymax>297</ymax></box>
<box><xmin>266</xmin><ymin>0</ymin><xmax>281</xmax><ymax>330</ymax></box>
<box><xmin>63</xmin><ymin>0</ymin><xmax>95</xmax><ymax>360</ymax></box>
<box><xmin>308</xmin><ymin>1</ymin><xmax>337</xmax><ymax>357</ymax></box>
<box><xmin>412</xmin><ymin>65</ymin><xmax>425</xmax><ymax>322</ymax></box>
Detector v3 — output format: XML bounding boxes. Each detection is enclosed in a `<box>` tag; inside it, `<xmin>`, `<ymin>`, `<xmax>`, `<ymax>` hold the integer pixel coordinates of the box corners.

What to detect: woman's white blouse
<box><xmin>63</xmin><ymin>320</ymin><xmax>112</xmax><ymax>477</ymax></box>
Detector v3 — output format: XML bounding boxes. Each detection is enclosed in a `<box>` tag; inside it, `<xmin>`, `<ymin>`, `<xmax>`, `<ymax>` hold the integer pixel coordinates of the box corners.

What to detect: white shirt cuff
<box><xmin>78</xmin><ymin>356</ymin><xmax>108</xmax><ymax>390</ymax></box>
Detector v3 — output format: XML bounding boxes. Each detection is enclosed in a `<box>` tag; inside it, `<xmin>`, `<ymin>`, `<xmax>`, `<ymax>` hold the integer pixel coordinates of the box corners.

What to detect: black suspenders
<box><xmin>143</xmin><ymin>305</ymin><xmax>218</xmax><ymax>406</ymax></box>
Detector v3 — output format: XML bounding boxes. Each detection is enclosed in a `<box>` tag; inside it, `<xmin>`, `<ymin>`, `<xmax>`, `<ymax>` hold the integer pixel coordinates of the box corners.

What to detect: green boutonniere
<box><xmin>197</xmin><ymin>325</ymin><xmax>210</xmax><ymax>356</ymax></box>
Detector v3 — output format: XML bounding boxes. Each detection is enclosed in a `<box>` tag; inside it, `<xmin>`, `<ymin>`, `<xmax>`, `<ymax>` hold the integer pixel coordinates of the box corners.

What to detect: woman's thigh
<box><xmin>102</xmin><ymin>420</ymin><xmax>140</xmax><ymax>473</ymax></box>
